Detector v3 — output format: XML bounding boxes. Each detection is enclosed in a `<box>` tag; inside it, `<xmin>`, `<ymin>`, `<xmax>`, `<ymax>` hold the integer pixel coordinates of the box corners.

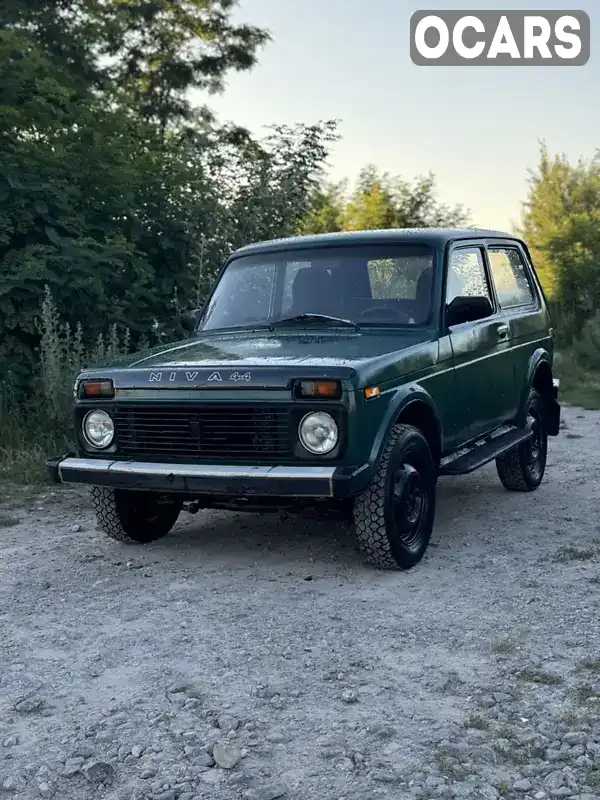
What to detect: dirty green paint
<box><xmin>74</xmin><ymin>229</ymin><xmax>554</xmax><ymax>473</ymax></box>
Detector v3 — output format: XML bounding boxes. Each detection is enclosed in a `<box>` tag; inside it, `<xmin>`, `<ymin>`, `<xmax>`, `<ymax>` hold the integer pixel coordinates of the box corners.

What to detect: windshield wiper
<box><xmin>269</xmin><ymin>313</ymin><xmax>358</xmax><ymax>331</ymax></box>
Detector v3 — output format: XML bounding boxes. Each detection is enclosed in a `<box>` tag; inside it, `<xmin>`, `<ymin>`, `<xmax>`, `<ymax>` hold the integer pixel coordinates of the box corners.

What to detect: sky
<box><xmin>198</xmin><ymin>0</ymin><xmax>599</xmax><ymax>233</ymax></box>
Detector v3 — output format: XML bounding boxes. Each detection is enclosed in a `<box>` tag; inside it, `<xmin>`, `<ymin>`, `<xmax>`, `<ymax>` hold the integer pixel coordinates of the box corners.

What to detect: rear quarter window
<box><xmin>487</xmin><ymin>247</ymin><xmax>535</xmax><ymax>308</ymax></box>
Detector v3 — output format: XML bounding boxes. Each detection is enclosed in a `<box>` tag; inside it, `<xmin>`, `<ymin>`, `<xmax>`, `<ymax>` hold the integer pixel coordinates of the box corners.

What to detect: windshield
<box><xmin>199</xmin><ymin>243</ymin><xmax>436</xmax><ymax>332</ymax></box>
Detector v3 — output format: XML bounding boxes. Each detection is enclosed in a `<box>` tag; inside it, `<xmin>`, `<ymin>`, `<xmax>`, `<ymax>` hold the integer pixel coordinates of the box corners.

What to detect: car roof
<box><xmin>231</xmin><ymin>227</ymin><xmax>524</xmax><ymax>257</ymax></box>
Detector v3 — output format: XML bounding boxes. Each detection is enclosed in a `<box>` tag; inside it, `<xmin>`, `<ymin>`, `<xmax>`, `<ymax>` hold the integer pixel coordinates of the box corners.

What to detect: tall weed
<box><xmin>570</xmin><ymin>310</ymin><xmax>600</xmax><ymax>372</ymax></box>
<box><xmin>1</xmin><ymin>286</ymin><xmax>138</xmax><ymax>483</ymax></box>
<box><xmin>555</xmin><ymin>311</ymin><xmax>600</xmax><ymax>409</ymax></box>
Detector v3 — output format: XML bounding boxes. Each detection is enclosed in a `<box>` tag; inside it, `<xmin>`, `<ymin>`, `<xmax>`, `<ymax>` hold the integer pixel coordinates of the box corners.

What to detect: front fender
<box><xmin>366</xmin><ymin>382</ymin><xmax>442</xmax><ymax>474</ymax></box>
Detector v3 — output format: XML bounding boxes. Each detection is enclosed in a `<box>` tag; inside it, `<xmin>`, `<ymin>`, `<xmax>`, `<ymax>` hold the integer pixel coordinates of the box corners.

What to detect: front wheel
<box><xmin>353</xmin><ymin>424</ymin><xmax>437</xmax><ymax>570</ymax></box>
<box><xmin>496</xmin><ymin>388</ymin><xmax>548</xmax><ymax>492</ymax></box>
<box><xmin>91</xmin><ymin>486</ymin><xmax>182</xmax><ymax>543</ymax></box>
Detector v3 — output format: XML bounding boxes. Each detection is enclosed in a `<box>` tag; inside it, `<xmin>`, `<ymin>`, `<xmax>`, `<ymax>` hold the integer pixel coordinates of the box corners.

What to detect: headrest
<box><xmin>292</xmin><ymin>268</ymin><xmax>335</xmax><ymax>313</ymax></box>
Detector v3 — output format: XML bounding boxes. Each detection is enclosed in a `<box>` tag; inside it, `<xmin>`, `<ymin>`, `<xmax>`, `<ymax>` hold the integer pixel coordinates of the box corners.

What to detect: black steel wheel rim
<box><xmin>392</xmin><ymin>462</ymin><xmax>427</xmax><ymax>549</ymax></box>
<box><xmin>526</xmin><ymin>409</ymin><xmax>545</xmax><ymax>480</ymax></box>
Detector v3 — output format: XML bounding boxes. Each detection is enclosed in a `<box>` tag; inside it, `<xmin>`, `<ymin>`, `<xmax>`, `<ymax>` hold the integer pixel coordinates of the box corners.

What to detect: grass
<box><xmin>551</xmin><ymin>545</ymin><xmax>597</xmax><ymax>563</ymax></box>
<box><xmin>578</xmin><ymin>657</ymin><xmax>600</xmax><ymax>672</ymax></box>
<box><xmin>558</xmin><ymin>709</ymin><xmax>583</xmax><ymax>727</ymax></box>
<box><xmin>555</xmin><ymin>347</ymin><xmax>600</xmax><ymax>411</ymax></box>
<box><xmin>586</xmin><ymin>766</ymin><xmax>600</xmax><ymax>790</ymax></box>
<box><xmin>557</xmin><ymin>365</ymin><xmax>600</xmax><ymax>410</ymax></box>
<box><xmin>0</xmin><ymin>441</ymin><xmax>64</xmax><ymax>486</ymax></box>
<box><xmin>438</xmin><ymin>672</ymin><xmax>466</xmax><ymax>695</ymax></box>
<box><xmin>574</xmin><ymin>684</ymin><xmax>600</xmax><ymax>703</ymax></box>
<box><xmin>0</xmin><ymin>286</ymin><xmax>144</xmax><ymax>486</ymax></box>
<box><xmin>517</xmin><ymin>665</ymin><xmax>564</xmax><ymax>686</ymax></box>
<box><xmin>496</xmin><ymin>724</ymin><xmax>518</xmax><ymax>741</ymax></box>
<box><xmin>433</xmin><ymin>752</ymin><xmax>472</xmax><ymax>782</ymax></box>
<box><xmin>491</xmin><ymin>637</ymin><xmax>519</xmax><ymax>656</ymax></box>
<box><xmin>463</xmin><ymin>713</ymin><xmax>490</xmax><ymax>730</ymax></box>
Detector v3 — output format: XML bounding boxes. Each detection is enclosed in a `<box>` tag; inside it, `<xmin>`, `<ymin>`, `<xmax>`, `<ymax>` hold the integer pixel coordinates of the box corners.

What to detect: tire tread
<box><xmin>353</xmin><ymin>424</ymin><xmax>433</xmax><ymax>570</ymax></box>
<box><xmin>91</xmin><ymin>485</ymin><xmax>138</xmax><ymax>543</ymax></box>
<box><xmin>496</xmin><ymin>388</ymin><xmax>547</xmax><ymax>492</ymax></box>
<box><xmin>90</xmin><ymin>486</ymin><xmax>180</xmax><ymax>544</ymax></box>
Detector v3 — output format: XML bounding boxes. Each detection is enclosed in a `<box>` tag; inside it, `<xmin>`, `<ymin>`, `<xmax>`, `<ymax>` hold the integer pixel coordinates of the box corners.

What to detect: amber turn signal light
<box><xmin>364</xmin><ymin>386</ymin><xmax>381</xmax><ymax>399</ymax></box>
<box><xmin>296</xmin><ymin>379</ymin><xmax>342</xmax><ymax>400</ymax></box>
<box><xmin>79</xmin><ymin>379</ymin><xmax>115</xmax><ymax>399</ymax></box>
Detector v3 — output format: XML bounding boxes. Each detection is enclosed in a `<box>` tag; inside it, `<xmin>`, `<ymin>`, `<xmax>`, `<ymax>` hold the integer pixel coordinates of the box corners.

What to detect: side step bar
<box><xmin>439</xmin><ymin>426</ymin><xmax>534</xmax><ymax>477</ymax></box>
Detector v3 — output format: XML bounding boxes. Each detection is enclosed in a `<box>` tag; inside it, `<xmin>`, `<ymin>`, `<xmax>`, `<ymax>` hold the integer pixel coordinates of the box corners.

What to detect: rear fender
<box><xmin>522</xmin><ymin>349</ymin><xmax>560</xmax><ymax>436</ymax></box>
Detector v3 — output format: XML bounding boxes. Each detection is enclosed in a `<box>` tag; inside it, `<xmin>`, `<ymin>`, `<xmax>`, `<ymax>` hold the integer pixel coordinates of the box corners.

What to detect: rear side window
<box><xmin>487</xmin><ymin>247</ymin><xmax>535</xmax><ymax>308</ymax></box>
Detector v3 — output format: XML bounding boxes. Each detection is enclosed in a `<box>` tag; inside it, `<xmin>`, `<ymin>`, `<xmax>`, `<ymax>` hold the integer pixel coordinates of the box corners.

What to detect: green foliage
<box><xmin>2</xmin><ymin>0</ymin><xmax>270</xmax><ymax>133</ymax></box>
<box><xmin>519</xmin><ymin>143</ymin><xmax>600</xmax><ymax>412</ymax></box>
<box><xmin>298</xmin><ymin>182</ymin><xmax>347</xmax><ymax>235</ymax></box>
<box><xmin>571</xmin><ymin>310</ymin><xmax>600</xmax><ymax>371</ymax></box>
<box><xmin>38</xmin><ymin>285</ymin><xmax>134</xmax><ymax>429</ymax></box>
<box><xmin>0</xmin><ymin>42</ymin><xmax>181</xmax><ymax>389</ymax></box>
<box><xmin>0</xmin><ymin>0</ymin><xmax>339</xmax><ymax>479</ymax></box>
<box><xmin>0</xmin><ymin>286</ymin><xmax>137</xmax><ymax>482</ymax></box>
<box><xmin>554</xmin><ymin>312</ymin><xmax>600</xmax><ymax>410</ymax></box>
<box><xmin>4</xmin><ymin>286</ymin><xmax>131</xmax><ymax>426</ymax></box>
<box><xmin>520</xmin><ymin>142</ymin><xmax>600</xmax><ymax>341</ymax></box>
<box><xmin>0</xmin><ymin>14</ymin><xmax>337</xmax><ymax>403</ymax></box>
<box><xmin>300</xmin><ymin>164</ymin><xmax>470</xmax><ymax>235</ymax></box>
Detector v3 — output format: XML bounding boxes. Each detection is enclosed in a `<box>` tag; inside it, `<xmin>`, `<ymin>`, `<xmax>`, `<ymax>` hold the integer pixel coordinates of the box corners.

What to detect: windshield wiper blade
<box><xmin>269</xmin><ymin>313</ymin><xmax>358</xmax><ymax>331</ymax></box>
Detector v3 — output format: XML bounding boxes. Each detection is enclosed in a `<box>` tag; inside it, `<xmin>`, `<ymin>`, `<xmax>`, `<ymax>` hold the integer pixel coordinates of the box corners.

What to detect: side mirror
<box><xmin>446</xmin><ymin>295</ymin><xmax>493</xmax><ymax>327</ymax></box>
<box><xmin>181</xmin><ymin>307</ymin><xmax>203</xmax><ymax>332</ymax></box>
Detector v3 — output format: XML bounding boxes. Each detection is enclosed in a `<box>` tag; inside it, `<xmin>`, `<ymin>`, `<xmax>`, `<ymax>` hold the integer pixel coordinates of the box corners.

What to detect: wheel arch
<box><xmin>521</xmin><ymin>349</ymin><xmax>560</xmax><ymax>435</ymax></box>
<box><xmin>369</xmin><ymin>385</ymin><xmax>443</xmax><ymax>473</ymax></box>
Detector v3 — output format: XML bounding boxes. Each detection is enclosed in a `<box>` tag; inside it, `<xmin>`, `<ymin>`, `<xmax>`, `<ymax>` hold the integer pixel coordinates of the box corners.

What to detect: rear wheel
<box><xmin>353</xmin><ymin>424</ymin><xmax>436</xmax><ymax>570</ymax></box>
<box><xmin>91</xmin><ymin>486</ymin><xmax>182</xmax><ymax>543</ymax></box>
<box><xmin>496</xmin><ymin>388</ymin><xmax>548</xmax><ymax>492</ymax></box>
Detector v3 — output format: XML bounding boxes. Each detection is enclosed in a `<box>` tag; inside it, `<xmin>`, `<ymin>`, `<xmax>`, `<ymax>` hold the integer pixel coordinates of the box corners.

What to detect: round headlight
<box><xmin>83</xmin><ymin>410</ymin><xmax>114</xmax><ymax>449</ymax></box>
<box><xmin>299</xmin><ymin>411</ymin><xmax>338</xmax><ymax>455</ymax></box>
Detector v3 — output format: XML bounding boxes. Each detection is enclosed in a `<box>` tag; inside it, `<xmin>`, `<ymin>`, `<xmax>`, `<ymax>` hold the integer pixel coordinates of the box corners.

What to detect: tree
<box><xmin>300</xmin><ymin>165</ymin><xmax>469</xmax><ymax>234</ymax></box>
<box><xmin>2</xmin><ymin>0</ymin><xmax>271</xmax><ymax>133</ymax></box>
<box><xmin>298</xmin><ymin>182</ymin><xmax>346</xmax><ymax>235</ymax></box>
<box><xmin>0</xmin><ymin>22</ymin><xmax>338</xmax><ymax>396</ymax></box>
<box><xmin>519</xmin><ymin>142</ymin><xmax>600</xmax><ymax>340</ymax></box>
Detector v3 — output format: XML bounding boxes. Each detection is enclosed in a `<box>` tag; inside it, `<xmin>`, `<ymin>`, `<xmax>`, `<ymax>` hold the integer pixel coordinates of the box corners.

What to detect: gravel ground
<box><xmin>1</xmin><ymin>405</ymin><xmax>600</xmax><ymax>800</ymax></box>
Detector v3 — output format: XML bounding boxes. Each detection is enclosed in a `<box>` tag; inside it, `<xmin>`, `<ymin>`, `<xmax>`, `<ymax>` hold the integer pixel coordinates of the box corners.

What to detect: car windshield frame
<box><xmin>196</xmin><ymin>242</ymin><xmax>438</xmax><ymax>334</ymax></box>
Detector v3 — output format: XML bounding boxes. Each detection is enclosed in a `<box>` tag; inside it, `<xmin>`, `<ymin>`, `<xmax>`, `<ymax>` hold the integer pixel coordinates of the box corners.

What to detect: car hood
<box><xmin>82</xmin><ymin>328</ymin><xmax>439</xmax><ymax>389</ymax></box>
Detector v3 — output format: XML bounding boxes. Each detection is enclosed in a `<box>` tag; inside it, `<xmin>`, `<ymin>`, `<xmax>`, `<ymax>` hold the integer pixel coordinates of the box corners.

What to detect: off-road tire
<box><xmin>496</xmin><ymin>388</ymin><xmax>548</xmax><ymax>492</ymax></box>
<box><xmin>90</xmin><ymin>486</ymin><xmax>182</xmax><ymax>544</ymax></box>
<box><xmin>353</xmin><ymin>424</ymin><xmax>437</xmax><ymax>570</ymax></box>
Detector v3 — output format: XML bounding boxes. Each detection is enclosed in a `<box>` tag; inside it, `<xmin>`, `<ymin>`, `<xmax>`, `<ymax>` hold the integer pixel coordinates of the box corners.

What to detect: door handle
<box><xmin>497</xmin><ymin>324</ymin><xmax>509</xmax><ymax>339</ymax></box>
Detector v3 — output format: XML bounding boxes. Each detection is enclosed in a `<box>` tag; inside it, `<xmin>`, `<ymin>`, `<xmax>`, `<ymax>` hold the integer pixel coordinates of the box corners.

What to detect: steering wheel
<box><xmin>358</xmin><ymin>305</ymin><xmax>414</xmax><ymax>324</ymax></box>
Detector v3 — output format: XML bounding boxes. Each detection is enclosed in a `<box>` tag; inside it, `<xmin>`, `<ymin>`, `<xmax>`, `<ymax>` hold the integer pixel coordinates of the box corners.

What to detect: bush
<box><xmin>554</xmin><ymin>311</ymin><xmax>600</xmax><ymax>410</ymax></box>
<box><xmin>570</xmin><ymin>310</ymin><xmax>600</xmax><ymax>371</ymax></box>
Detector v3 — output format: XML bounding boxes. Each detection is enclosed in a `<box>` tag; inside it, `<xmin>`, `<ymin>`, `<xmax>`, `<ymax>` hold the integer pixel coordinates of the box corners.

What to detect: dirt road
<box><xmin>1</xmin><ymin>405</ymin><xmax>600</xmax><ymax>800</ymax></box>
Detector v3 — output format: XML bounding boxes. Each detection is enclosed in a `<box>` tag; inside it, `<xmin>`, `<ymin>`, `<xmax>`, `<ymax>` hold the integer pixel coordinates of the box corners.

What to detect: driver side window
<box><xmin>446</xmin><ymin>248</ymin><xmax>490</xmax><ymax>304</ymax></box>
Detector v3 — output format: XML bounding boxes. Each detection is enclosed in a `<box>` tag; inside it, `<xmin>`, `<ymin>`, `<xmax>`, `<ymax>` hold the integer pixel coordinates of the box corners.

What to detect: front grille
<box><xmin>112</xmin><ymin>404</ymin><xmax>292</xmax><ymax>462</ymax></box>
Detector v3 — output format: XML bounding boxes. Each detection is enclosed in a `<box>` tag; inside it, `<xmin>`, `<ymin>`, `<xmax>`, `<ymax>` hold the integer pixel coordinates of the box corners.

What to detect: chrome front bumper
<box><xmin>50</xmin><ymin>457</ymin><xmax>339</xmax><ymax>497</ymax></box>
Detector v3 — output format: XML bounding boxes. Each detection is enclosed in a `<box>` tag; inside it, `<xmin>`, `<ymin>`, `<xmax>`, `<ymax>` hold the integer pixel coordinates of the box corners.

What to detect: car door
<box><xmin>485</xmin><ymin>241</ymin><xmax>547</xmax><ymax>420</ymax></box>
<box><xmin>445</xmin><ymin>243</ymin><xmax>514</xmax><ymax>445</ymax></box>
